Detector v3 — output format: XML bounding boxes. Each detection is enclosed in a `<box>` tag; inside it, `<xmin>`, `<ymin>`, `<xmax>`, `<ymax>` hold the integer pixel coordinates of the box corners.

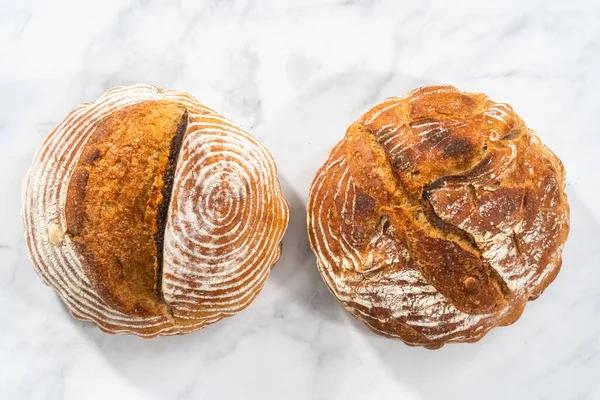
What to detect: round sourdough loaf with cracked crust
<box><xmin>22</xmin><ymin>84</ymin><xmax>289</xmax><ymax>337</ymax></box>
<box><xmin>307</xmin><ymin>85</ymin><xmax>570</xmax><ymax>349</ymax></box>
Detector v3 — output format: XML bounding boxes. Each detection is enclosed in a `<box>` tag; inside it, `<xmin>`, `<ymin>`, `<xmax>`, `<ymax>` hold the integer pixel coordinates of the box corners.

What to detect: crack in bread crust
<box><xmin>307</xmin><ymin>85</ymin><xmax>570</xmax><ymax>348</ymax></box>
<box><xmin>155</xmin><ymin>110</ymin><xmax>188</xmax><ymax>305</ymax></box>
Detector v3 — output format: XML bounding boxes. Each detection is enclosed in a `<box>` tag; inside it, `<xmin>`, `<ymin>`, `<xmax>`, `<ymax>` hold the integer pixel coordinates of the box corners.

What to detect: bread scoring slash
<box><xmin>307</xmin><ymin>85</ymin><xmax>570</xmax><ymax>349</ymax></box>
<box><xmin>22</xmin><ymin>85</ymin><xmax>289</xmax><ymax>337</ymax></box>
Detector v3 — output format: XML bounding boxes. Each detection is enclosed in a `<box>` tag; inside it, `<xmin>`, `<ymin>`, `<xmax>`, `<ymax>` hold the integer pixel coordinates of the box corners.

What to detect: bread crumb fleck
<box><xmin>48</xmin><ymin>222</ymin><xmax>64</xmax><ymax>245</ymax></box>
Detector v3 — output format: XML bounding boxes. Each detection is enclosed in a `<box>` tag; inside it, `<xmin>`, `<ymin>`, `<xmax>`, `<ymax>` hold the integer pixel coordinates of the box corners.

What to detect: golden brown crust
<box><xmin>308</xmin><ymin>85</ymin><xmax>570</xmax><ymax>348</ymax></box>
<box><xmin>65</xmin><ymin>101</ymin><xmax>186</xmax><ymax>316</ymax></box>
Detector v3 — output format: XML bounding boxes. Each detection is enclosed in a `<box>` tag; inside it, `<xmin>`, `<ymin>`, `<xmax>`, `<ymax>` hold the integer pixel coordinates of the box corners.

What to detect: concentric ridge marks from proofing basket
<box><xmin>307</xmin><ymin>85</ymin><xmax>570</xmax><ymax>349</ymax></box>
<box><xmin>22</xmin><ymin>85</ymin><xmax>289</xmax><ymax>336</ymax></box>
<box><xmin>161</xmin><ymin>111</ymin><xmax>289</xmax><ymax>325</ymax></box>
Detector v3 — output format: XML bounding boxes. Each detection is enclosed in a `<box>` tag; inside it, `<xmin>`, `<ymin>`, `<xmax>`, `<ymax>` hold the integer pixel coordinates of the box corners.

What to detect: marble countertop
<box><xmin>2</xmin><ymin>0</ymin><xmax>600</xmax><ymax>399</ymax></box>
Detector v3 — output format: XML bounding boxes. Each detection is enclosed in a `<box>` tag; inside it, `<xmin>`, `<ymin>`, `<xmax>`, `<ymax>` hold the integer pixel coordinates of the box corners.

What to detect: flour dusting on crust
<box><xmin>22</xmin><ymin>85</ymin><xmax>289</xmax><ymax>337</ymax></box>
<box><xmin>307</xmin><ymin>85</ymin><xmax>570</xmax><ymax>348</ymax></box>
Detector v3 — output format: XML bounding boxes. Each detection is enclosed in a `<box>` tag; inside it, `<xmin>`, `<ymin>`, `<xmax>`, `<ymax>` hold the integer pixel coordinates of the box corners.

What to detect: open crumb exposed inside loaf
<box><xmin>65</xmin><ymin>101</ymin><xmax>187</xmax><ymax>316</ymax></box>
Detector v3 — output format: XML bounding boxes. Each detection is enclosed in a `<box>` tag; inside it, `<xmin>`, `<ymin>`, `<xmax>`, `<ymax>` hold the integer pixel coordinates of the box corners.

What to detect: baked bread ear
<box><xmin>23</xmin><ymin>85</ymin><xmax>289</xmax><ymax>337</ymax></box>
<box><xmin>307</xmin><ymin>85</ymin><xmax>569</xmax><ymax>349</ymax></box>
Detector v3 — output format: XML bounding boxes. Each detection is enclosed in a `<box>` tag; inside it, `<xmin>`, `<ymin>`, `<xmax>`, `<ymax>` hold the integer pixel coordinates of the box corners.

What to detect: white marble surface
<box><xmin>2</xmin><ymin>0</ymin><xmax>600</xmax><ymax>399</ymax></box>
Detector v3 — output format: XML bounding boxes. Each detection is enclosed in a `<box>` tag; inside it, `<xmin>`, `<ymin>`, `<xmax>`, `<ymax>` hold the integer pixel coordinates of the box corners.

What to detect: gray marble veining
<box><xmin>1</xmin><ymin>0</ymin><xmax>600</xmax><ymax>399</ymax></box>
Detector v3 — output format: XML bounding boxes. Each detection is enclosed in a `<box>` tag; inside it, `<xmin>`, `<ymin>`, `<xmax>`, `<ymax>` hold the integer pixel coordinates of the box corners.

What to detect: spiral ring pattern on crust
<box><xmin>22</xmin><ymin>84</ymin><xmax>289</xmax><ymax>336</ymax></box>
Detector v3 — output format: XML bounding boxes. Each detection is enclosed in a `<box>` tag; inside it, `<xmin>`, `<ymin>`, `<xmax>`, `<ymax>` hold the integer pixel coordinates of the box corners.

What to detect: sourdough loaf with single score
<box><xmin>23</xmin><ymin>84</ymin><xmax>289</xmax><ymax>337</ymax></box>
<box><xmin>307</xmin><ymin>85</ymin><xmax>570</xmax><ymax>348</ymax></box>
